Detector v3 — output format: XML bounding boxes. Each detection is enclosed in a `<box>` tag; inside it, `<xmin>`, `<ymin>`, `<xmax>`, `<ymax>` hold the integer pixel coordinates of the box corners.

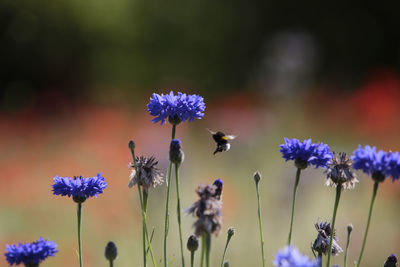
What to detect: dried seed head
<box><xmin>186</xmin><ymin>182</ymin><xmax>223</xmax><ymax>236</ymax></box>
<box><xmin>128</xmin><ymin>156</ymin><xmax>164</xmax><ymax>192</ymax></box>
<box><xmin>312</xmin><ymin>221</ymin><xmax>343</xmax><ymax>256</ymax></box>
<box><xmin>326</xmin><ymin>152</ymin><xmax>358</xmax><ymax>189</ymax></box>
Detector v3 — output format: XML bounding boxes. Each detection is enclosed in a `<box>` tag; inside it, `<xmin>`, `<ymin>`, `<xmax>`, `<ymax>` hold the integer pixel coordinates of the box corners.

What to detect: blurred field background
<box><xmin>1</xmin><ymin>0</ymin><xmax>400</xmax><ymax>266</ymax></box>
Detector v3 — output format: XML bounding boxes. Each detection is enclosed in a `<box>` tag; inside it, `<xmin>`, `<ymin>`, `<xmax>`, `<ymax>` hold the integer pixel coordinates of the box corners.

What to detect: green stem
<box><xmin>190</xmin><ymin>251</ymin><xmax>195</xmax><ymax>267</ymax></box>
<box><xmin>175</xmin><ymin>163</ymin><xmax>185</xmax><ymax>267</ymax></box>
<box><xmin>287</xmin><ymin>168</ymin><xmax>301</xmax><ymax>245</ymax></box>
<box><xmin>318</xmin><ymin>252</ymin><xmax>322</xmax><ymax>267</ymax></box>
<box><xmin>130</xmin><ymin>144</ymin><xmax>155</xmax><ymax>267</ymax></box>
<box><xmin>356</xmin><ymin>181</ymin><xmax>379</xmax><ymax>267</ymax></box>
<box><xmin>109</xmin><ymin>260</ymin><xmax>114</xmax><ymax>267</ymax></box>
<box><xmin>142</xmin><ymin>189</ymin><xmax>156</xmax><ymax>266</ymax></box>
<box><xmin>205</xmin><ymin>233</ymin><xmax>211</xmax><ymax>267</ymax></box>
<box><xmin>255</xmin><ymin>182</ymin><xmax>266</xmax><ymax>267</ymax></box>
<box><xmin>326</xmin><ymin>184</ymin><xmax>342</xmax><ymax>267</ymax></box>
<box><xmin>163</xmin><ymin>124</ymin><xmax>177</xmax><ymax>267</ymax></box>
<box><xmin>344</xmin><ymin>227</ymin><xmax>352</xmax><ymax>267</ymax></box>
<box><xmin>138</xmin><ymin>185</ymin><xmax>157</xmax><ymax>267</ymax></box>
<box><xmin>220</xmin><ymin>233</ymin><xmax>233</xmax><ymax>267</ymax></box>
<box><xmin>139</xmin><ymin>187</ymin><xmax>146</xmax><ymax>267</ymax></box>
<box><xmin>77</xmin><ymin>202</ymin><xmax>83</xmax><ymax>267</ymax></box>
<box><xmin>200</xmin><ymin>233</ymin><xmax>206</xmax><ymax>267</ymax></box>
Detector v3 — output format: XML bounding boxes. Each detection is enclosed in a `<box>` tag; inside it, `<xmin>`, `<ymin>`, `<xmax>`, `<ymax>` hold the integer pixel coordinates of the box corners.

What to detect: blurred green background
<box><xmin>1</xmin><ymin>0</ymin><xmax>400</xmax><ymax>266</ymax></box>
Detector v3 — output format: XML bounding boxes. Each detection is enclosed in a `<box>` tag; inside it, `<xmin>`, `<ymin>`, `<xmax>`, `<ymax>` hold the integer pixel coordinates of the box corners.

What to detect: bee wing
<box><xmin>225</xmin><ymin>134</ymin><xmax>237</xmax><ymax>140</ymax></box>
<box><xmin>206</xmin><ymin>128</ymin><xmax>216</xmax><ymax>135</ymax></box>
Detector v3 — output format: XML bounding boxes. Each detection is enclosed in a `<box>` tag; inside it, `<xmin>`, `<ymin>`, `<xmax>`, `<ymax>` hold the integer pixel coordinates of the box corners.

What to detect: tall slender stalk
<box><xmin>142</xmin><ymin>190</ymin><xmax>156</xmax><ymax>264</ymax></box>
<box><xmin>205</xmin><ymin>233</ymin><xmax>211</xmax><ymax>267</ymax></box>
<box><xmin>139</xmin><ymin>187</ymin><xmax>147</xmax><ymax>267</ymax></box>
<box><xmin>287</xmin><ymin>168</ymin><xmax>301</xmax><ymax>245</ymax></box>
<box><xmin>255</xmin><ymin>177</ymin><xmax>265</xmax><ymax>267</ymax></box>
<box><xmin>77</xmin><ymin>202</ymin><xmax>83</xmax><ymax>267</ymax></box>
<box><xmin>200</xmin><ymin>233</ymin><xmax>206</xmax><ymax>267</ymax></box>
<box><xmin>129</xmin><ymin>143</ymin><xmax>156</xmax><ymax>267</ymax></box>
<box><xmin>317</xmin><ymin>252</ymin><xmax>322</xmax><ymax>267</ymax></box>
<box><xmin>326</xmin><ymin>184</ymin><xmax>342</xmax><ymax>267</ymax></box>
<box><xmin>190</xmin><ymin>251</ymin><xmax>195</xmax><ymax>267</ymax></box>
<box><xmin>175</xmin><ymin>163</ymin><xmax>185</xmax><ymax>267</ymax></box>
<box><xmin>344</xmin><ymin>224</ymin><xmax>353</xmax><ymax>267</ymax></box>
<box><xmin>138</xmin><ymin>185</ymin><xmax>156</xmax><ymax>266</ymax></box>
<box><xmin>163</xmin><ymin>124</ymin><xmax>177</xmax><ymax>267</ymax></box>
<box><xmin>356</xmin><ymin>181</ymin><xmax>379</xmax><ymax>267</ymax></box>
<box><xmin>220</xmin><ymin>229</ymin><xmax>234</xmax><ymax>267</ymax></box>
<box><xmin>109</xmin><ymin>260</ymin><xmax>114</xmax><ymax>267</ymax></box>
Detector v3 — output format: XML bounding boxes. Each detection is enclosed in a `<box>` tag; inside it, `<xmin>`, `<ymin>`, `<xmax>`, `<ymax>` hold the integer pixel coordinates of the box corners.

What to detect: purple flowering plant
<box><xmin>5</xmin><ymin>238</ymin><xmax>57</xmax><ymax>266</ymax></box>
<box><xmin>274</xmin><ymin>246</ymin><xmax>320</xmax><ymax>267</ymax></box>
<box><xmin>147</xmin><ymin>91</ymin><xmax>205</xmax><ymax>125</ymax></box>
<box><xmin>4</xmin><ymin>91</ymin><xmax>400</xmax><ymax>267</ymax></box>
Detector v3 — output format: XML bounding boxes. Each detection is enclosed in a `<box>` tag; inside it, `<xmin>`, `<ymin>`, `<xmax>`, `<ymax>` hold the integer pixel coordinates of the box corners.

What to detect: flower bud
<box><xmin>170</xmin><ymin>139</ymin><xmax>184</xmax><ymax>165</ymax></box>
<box><xmin>347</xmin><ymin>224</ymin><xmax>353</xmax><ymax>233</ymax></box>
<box><xmin>253</xmin><ymin>171</ymin><xmax>261</xmax><ymax>184</ymax></box>
<box><xmin>227</xmin><ymin>227</ymin><xmax>235</xmax><ymax>237</ymax></box>
<box><xmin>187</xmin><ymin>235</ymin><xmax>199</xmax><ymax>252</ymax></box>
<box><xmin>223</xmin><ymin>261</ymin><xmax>230</xmax><ymax>267</ymax></box>
<box><xmin>213</xmin><ymin>179</ymin><xmax>223</xmax><ymax>199</ymax></box>
<box><xmin>128</xmin><ymin>140</ymin><xmax>135</xmax><ymax>150</ymax></box>
<box><xmin>105</xmin><ymin>241</ymin><xmax>118</xmax><ymax>262</ymax></box>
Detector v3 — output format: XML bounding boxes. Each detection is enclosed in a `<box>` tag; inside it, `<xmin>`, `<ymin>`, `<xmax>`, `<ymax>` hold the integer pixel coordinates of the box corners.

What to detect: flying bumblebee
<box><xmin>207</xmin><ymin>129</ymin><xmax>236</xmax><ymax>155</ymax></box>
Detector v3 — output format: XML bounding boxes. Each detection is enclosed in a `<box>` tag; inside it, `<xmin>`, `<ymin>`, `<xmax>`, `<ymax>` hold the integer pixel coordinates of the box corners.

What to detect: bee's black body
<box><xmin>208</xmin><ymin>130</ymin><xmax>235</xmax><ymax>155</ymax></box>
<box><xmin>212</xmin><ymin>131</ymin><xmax>229</xmax><ymax>145</ymax></box>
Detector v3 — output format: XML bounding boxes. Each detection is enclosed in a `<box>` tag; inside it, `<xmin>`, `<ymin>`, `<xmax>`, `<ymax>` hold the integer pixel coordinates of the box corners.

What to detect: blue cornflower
<box><xmin>213</xmin><ymin>178</ymin><xmax>223</xmax><ymax>200</ymax></box>
<box><xmin>280</xmin><ymin>138</ymin><xmax>333</xmax><ymax>169</ymax></box>
<box><xmin>273</xmin><ymin>246</ymin><xmax>320</xmax><ymax>267</ymax></box>
<box><xmin>52</xmin><ymin>173</ymin><xmax>107</xmax><ymax>203</ymax></box>
<box><xmin>147</xmin><ymin>91</ymin><xmax>205</xmax><ymax>124</ymax></box>
<box><xmin>351</xmin><ymin>145</ymin><xmax>400</xmax><ymax>182</ymax></box>
<box><xmin>5</xmin><ymin>237</ymin><xmax>57</xmax><ymax>266</ymax></box>
<box><xmin>386</xmin><ymin>151</ymin><xmax>400</xmax><ymax>181</ymax></box>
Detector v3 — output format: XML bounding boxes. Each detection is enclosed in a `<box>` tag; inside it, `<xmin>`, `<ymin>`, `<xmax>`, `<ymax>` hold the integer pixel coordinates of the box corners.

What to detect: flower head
<box><xmin>213</xmin><ymin>178</ymin><xmax>223</xmax><ymax>200</ymax></box>
<box><xmin>274</xmin><ymin>246</ymin><xmax>320</xmax><ymax>267</ymax></box>
<box><xmin>186</xmin><ymin>181</ymin><xmax>223</xmax><ymax>236</ymax></box>
<box><xmin>280</xmin><ymin>138</ymin><xmax>333</xmax><ymax>169</ymax></box>
<box><xmin>129</xmin><ymin>156</ymin><xmax>164</xmax><ymax>193</ymax></box>
<box><xmin>5</xmin><ymin>237</ymin><xmax>58</xmax><ymax>266</ymax></box>
<box><xmin>312</xmin><ymin>221</ymin><xmax>342</xmax><ymax>256</ymax></box>
<box><xmin>351</xmin><ymin>145</ymin><xmax>400</xmax><ymax>182</ymax></box>
<box><xmin>147</xmin><ymin>91</ymin><xmax>205</xmax><ymax>125</ymax></box>
<box><xmin>169</xmin><ymin>139</ymin><xmax>184</xmax><ymax>165</ymax></box>
<box><xmin>384</xmin><ymin>254</ymin><xmax>398</xmax><ymax>267</ymax></box>
<box><xmin>326</xmin><ymin>152</ymin><xmax>358</xmax><ymax>189</ymax></box>
<box><xmin>105</xmin><ymin>241</ymin><xmax>118</xmax><ymax>262</ymax></box>
<box><xmin>186</xmin><ymin>235</ymin><xmax>199</xmax><ymax>252</ymax></box>
<box><xmin>52</xmin><ymin>173</ymin><xmax>107</xmax><ymax>203</ymax></box>
<box><xmin>386</xmin><ymin>151</ymin><xmax>400</xmax><ymax>181</ymax></box>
